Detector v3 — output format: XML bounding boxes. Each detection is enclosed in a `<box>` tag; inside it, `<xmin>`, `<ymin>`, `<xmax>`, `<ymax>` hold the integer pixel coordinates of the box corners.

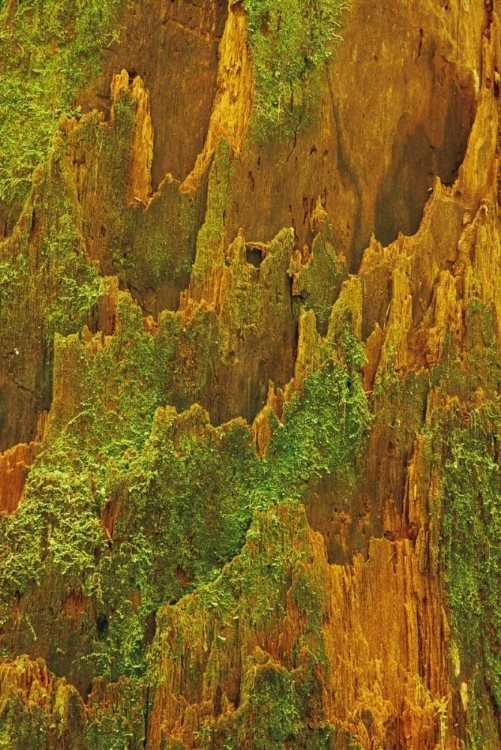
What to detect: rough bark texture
<box><xmin>1</xmin><ymin>0</ymin><xmax>501</xmax><ymax>748</ymax></box>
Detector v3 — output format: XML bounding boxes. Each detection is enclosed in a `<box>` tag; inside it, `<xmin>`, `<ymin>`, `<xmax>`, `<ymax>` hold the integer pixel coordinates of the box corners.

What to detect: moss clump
<box><xmin>94</xmin><ymin>407</ymin><xmax>260</xmax><ymax>678</ymax></box>
<box><xmin>0</xmin><ymin>290</ymin><xmax>370</xmax><ymax>684</ymax></box>
<box><xmin>0</xmin><ymin>696</ymin><xmax>51</xmax><ymax>750</ymax></box>
<box><xmin>259</xmin><ymin>332</ymin><xmax>370</xmax><ymax>507</ymax></box>
<box><xmin>58</xmin><ymin>92</ymin><xmax>202</xmax><ymax>309</ymax></box>
<box><xmin>428</xmin><ymin>300</ymin><xmax>501</xmax><ymax>747</ymax></box>
<box><xmin>85</xmin><ymin>677</ymin><xmax>146</xmax><ymax>749</ymax></box>
<box><xmin>0</xmin><ymin>143</ymin><xmax>105</xmax><ymax>447</ymax></box>
<box><xmin>94</xmin><ymin>329</ymin><xmax>369</xmax><ymax>679</ymax></box>
<box><xmin>289</xmin><ymin>223</ymin><xmax>348</xmax><ymax>336</ymax></box>
<box><xmin>0</xmin><ymin>657</ymin><xmax>87</xmax><ymax>750</ymax></box>
<box><xmin>153</xmin><ymin>503</ymin><xmax>335</xmax><ymax>749</ymax></box>
<box><xmin>241</xmin><ymin>0</ymin><xmax>346</xmax><ymax>139</ymax></box>
<box><xmin>0</xmin><ymin>0</ymin><xmax>124</xmax><ymax>214</ymax></box>
<box><xmin>0</xmin><ymin>164</ymin><xmax>103</xmax><ymax>344</ymax></box>
<box><xmin>190</xmin><ymin>138</ymin><xmax>231</xmax><ymax>291</ymax></box>
<box><xmin>439</xmin><ymin>406</ymin><xmax>501</xmax><ymax>745</ymax></box>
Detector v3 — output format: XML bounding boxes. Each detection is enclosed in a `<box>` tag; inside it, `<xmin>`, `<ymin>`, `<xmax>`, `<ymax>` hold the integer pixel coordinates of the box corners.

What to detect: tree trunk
<box><xmin>0</xmin><ymin>0</ymin><xmax>500</xmax><ymax>747</ymax></box>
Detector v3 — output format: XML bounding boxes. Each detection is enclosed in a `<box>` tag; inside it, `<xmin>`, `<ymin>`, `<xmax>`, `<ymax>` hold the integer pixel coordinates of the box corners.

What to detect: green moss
<box><xmin>232</xmin><ymin>662</ymin><xmax>333</xmax><ymax>749</ymax></box>
<box><xmin>0</xmin><ymin>258</ymin><xmax>23</xmax><ymax>308</ymax></box>
<box><xmin>428</xmin><ymin>300</ymin><xmax>501</xmax><ymax>747</ymax></box>
<box><xmin>0</xmin><ymin>143</ymin><xmax>105</xmax><ymax>440</ymax></box>
<box><xmin>61</xmin><ymin>91</ymin><xmax>201</xmax><ymax>304</ymax></box>
<box><xmin>439</xmin><ymin>406</ymin><xmax>501</xmax><ymax>745</ymax></box>
<box><xmin>289</xmin><ymin>224</ymin><xmax>347</xmax><ymax>335</ymax></box>
<box><xmin>85</xmin><ymin>677</ymin><xmax>146</xmax><ymax>749</ymax></box>
<box><xmin>72</xmin><ymin>99</ymin><xmax>136</xmax><ymax>281</ymax></box>
<box><xmin>0</xmin><ymin>660</ymin><xmax>144</xmax><ymax>750</ymax></box>
<box><xmin>97</xmin><ymin>324</ymin><xmax>368</xmax><ymax>677</ymax></box>
<box><xmin>0</xmin><ymin>290</ymin><xmax>370</xmax><ymax>683</ymax></box>
<box><xmin>160</xmin><ymin>740</ymin><xmax>186</xmax><ymax>750</ymax></box>
<box><xmin>125</xmin><ymin>181</ymin><xmax>201</xmax><ymax>293</ymax></box>
<box><xmin>242</xmin><ymin>0</ymin><xmax>346</xmax><ymax>140</ymax></box>
<box><xmin>259</xmin><ymin>344</ymin><xmax>371</xmax><ymax>507</ymax></box>
<box><xmin>430</xmin><ymin>302</ymin><xmax>501</xmax><ymax>401</ymax></box>
<box><xmin>153</xmin><ymin>503</ymin><xmax>336</xmax><ymax>749</ymax></box>
<box><xmin>0</xmin><ymin>696</ymin><xmax>50</xmax><ymax>750</ymax></box>
<box><xmin>0</xmin><ymin>125</ymin><xmax>111</xmax><ymax>335</ymax></box>
<box><xmin>0</xmin><ymin>0</ymin><xmax>125</xmax><ymax>213</ymax></box>
<box><xmin>0</xmin><ymin>660</ymin><xmax>87</xmax><ymax>750</ymax></box>
<box><xmin>93</xmin><ymin>407</ymin><xmax>260</xmax><ymax>677</ymax></box>
<box><xmin>41</xmin><ymin>210</ymin><xmax>104</xmax><ymax>335</ymax></box>
<box><xmin>97</xmin><ymin>348</ymin><xmax>370</xmax><ymax>678</ymax></box>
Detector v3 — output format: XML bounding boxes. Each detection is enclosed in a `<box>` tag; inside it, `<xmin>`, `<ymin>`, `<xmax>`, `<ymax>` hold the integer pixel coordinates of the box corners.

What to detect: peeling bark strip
<box><xmin>111</xmin><ymin>71</ymin><xmax>154</xmax><ymax>206</ymax></box>
<box><xmin>1</xmin><ymin>0</ymin><xmax>501</xmax><ymax>748</ymax></box>
<box><xmin>182</xmin><ymin>1</ymin><xmax>254</xmax><ymax>192</ymax></box>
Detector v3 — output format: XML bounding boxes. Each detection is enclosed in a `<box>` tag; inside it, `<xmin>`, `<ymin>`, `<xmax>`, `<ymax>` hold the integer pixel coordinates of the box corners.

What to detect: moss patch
<box><xmin>0</xmin><ymin>295</ymin><xmax>370</xmax><ymax>684</ymax></box>
<box><xmin>152</xmin><ymin>503</ymin><xmax>336</xmax><ymax>749</ymax></box>
<box><xmin>0</xmin><ymin>0</ymin><xmax>125</xmax><ymax>216</ymax></box>
<box><xmin>241</xmin><ymin>0</ymin><xmax>346</xmax><ymax>140</ymax></box>
<box><xmin>428</xmin><ymin>300</ymin><xmax>501</xmax><ymax>747</ymax></box>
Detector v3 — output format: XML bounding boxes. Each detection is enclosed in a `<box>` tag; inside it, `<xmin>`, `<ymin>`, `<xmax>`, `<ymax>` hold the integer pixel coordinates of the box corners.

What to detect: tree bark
<box><xmin>0</xmin><ymin>0</ymin><xmax>500</xmax><ymax>747</ymax></box>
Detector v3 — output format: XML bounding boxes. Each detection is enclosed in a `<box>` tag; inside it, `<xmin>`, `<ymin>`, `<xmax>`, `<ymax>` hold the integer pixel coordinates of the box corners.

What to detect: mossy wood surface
<box><xmin>0</xmin><ymin>1</ymin><xmax>500</xmax><ymax>749</ymax></box>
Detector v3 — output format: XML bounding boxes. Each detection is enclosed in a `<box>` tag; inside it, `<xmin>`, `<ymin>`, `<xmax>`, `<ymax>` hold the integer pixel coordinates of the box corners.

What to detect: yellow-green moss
<box><xmin>0</xmin><ymin>0</ymin><xmax>125</xmax><ymax>214</ymax></box>
<box><xmin>152</xmin><ymin>503</ymin><xmax>336</xmax><ymax>749</ymax></box>
<box><xmin>0</xmin><ymin>295</ymin><xmax>370</xmax><ymax>685</ymax></box>
<box><xmin>242</xmin><ymin>0</ymin><xmax>346</xmax><ymax>140</ymax></box>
